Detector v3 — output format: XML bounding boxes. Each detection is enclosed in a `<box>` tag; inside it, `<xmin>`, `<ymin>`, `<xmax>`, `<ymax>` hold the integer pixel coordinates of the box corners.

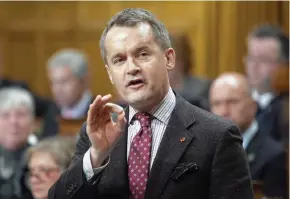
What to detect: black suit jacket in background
<box><xmin>42</xmin><ymin>95</ymin><xmax>94</xmax><ymax>138</ymax></box>
<box><xmin>256</xmin><ymin>93</ymin><xmax>288</xmax><ymax>143</ymax></box>
<box><xmin>246</xmin><ymin>130</ymin><xmax>287</xmax><ymax>198</ymax></box>
<box><xmin>49</xmin><ymin>94</ymin><xmax>254</xmax><ymax>199</ymax></box>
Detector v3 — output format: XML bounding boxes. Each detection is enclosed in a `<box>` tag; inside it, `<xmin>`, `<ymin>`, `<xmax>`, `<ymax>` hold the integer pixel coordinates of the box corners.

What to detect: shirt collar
<box><xmin>129</xmin><ymin>87</ymin><xmax>176</xmax><ymax>124</ymax></box>
<box><xmin>61</xmin><ymin>90</ymin><xmax>92</xmax><ymax>115</ymax></box>
<box><xmin>252</xmin><ymin>90</ymin><xmax>275</xmax><ymax>109</ymax></box>
<box><xmin>242</xmin><ymin>120</ymin><xmax>258</xmax><ymax>149</ymax></box>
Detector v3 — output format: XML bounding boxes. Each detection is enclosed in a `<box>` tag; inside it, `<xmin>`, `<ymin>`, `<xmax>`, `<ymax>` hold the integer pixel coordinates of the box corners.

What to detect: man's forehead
<box><xmin>105</xmin><ymin>23</ymin><xmax>154</xmax><ymax>48</ymax></box>
<box><xmin>211</xmin><ymin>75</ymin><xmax>250</xmax><ymax>96</ymax></box>
<box><xmin>248</xmin><ymin>37</ymin><xmax>279</xmax><ymax>51</ymax></box>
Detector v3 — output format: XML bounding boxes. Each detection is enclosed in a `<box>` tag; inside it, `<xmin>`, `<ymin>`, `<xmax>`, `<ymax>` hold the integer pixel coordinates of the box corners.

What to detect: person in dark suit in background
<box><xmin>47</xmin><ymin>48</ymin><xmax>94</xmax><ymax>120</ymax></box>
<box><xmin>0</xmin><ymin>88</ymin><xmax>39</xmax><ymax>199</ymax></box>
<box><xmin>244</xmin><ymin>24</ymin><xmax>289</xmax><ymax>143</ymax></box>
<box><xmin>43</xmin><ymin>49</ymin><xmax>95</xmax><ymax>137</ymax></box>
<box><xmin>168</xmin><ymin>33</ymin><xmax>211</xmax><ymax>109</ymax></box>
<box><xmin>210</xmin><ymin>72</ymin><xmax>287</xmax><ymax>198</ymax></box>
<box><xmin>49</xmin><ymin>8</ymin><xmax>253</xmax><ymax>199</ymax></box>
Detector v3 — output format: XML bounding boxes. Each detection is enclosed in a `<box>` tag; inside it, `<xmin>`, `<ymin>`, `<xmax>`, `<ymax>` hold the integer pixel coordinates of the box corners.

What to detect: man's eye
<box><xmin>138</xmin><ymin>52</ymin><xmax>149</xmax><ymax>58</ymax></box>
<box><xmin>113</xmin><ymin>58</ymin><xmax>123</xmax><ymax>64</ymax></box>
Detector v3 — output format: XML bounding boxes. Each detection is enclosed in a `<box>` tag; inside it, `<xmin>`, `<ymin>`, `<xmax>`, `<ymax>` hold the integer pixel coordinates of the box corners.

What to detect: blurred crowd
<box><xmin>0</xmin><ymin>23</ymin><xmax>288</xmax><ymax>199</ymax></box>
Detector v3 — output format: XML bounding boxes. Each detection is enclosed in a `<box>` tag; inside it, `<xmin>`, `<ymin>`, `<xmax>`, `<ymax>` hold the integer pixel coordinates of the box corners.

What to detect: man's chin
<box><xmin>125</xmin><ymin>92</ymin><xmax>149</xmax><ymax>105</ymax></box>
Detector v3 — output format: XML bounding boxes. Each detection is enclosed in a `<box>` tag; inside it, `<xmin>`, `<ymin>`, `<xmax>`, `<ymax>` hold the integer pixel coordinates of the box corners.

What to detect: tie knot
<box><xmin>135</xmin><ymin>112</ymin><xmax>151</xmax><ymax>128</ymax></box>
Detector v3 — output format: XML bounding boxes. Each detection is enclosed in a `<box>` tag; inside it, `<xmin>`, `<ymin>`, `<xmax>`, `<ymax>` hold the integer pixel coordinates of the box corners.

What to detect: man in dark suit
<box><xmin>168</xmin><ymin>33</ymin><xmax>211</xmax><ymax>108</ymax></box>
<box><xmin>210</xmin><ymin>72</ymin><xmax>287</xmax><ymax>198</ymax></box>
<box><xmin>46</xmin><ymin>48</ymin><xmax>94</xmax><ymax>120</ymax></box>
<box><xmin>49</xmin><ymin>8</ymin><xmax>253</xmax><ymax>199</ymax></box>
<box><xmin>244</xmin><ymin>24</ymin><xmax>289</xmax><ymax>143</ymax></box>
<box><xmin>43</xmin><ymin>48</ymin><xmax>95</xmax><ymax>137</ymax></box>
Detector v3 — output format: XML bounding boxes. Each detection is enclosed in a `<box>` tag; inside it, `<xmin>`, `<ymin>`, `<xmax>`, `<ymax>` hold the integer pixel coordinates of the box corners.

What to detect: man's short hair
<box><xmin>100</xmin><ymin>8</ymin><xmax>171</xmax><ymax>64</ymax></box>
<box><xmin>0</xmin><ymin>87</ymin><xmax>34</xmax><ymax>116</ymax></box>
<box><xmin>47</xmin><ymin>48</ymin><xmax>89</xmax><ymax>78</ymax></box>
<box><xmin>249</xmin><ymin>24</ymin><xmax>289</xmax><ymax>63</ymax></box>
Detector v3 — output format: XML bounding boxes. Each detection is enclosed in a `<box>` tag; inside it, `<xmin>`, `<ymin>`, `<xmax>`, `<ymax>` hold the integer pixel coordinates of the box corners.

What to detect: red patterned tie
<box><xmin>128</xmin><ymin>112</ymin><xmax>152</xmax><ymax>199</ymax></box>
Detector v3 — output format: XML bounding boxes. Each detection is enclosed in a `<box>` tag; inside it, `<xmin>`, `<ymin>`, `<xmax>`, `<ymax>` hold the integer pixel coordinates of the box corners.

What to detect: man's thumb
<box><xmin>115</xmin><ymin>110</ymin><xmax>126</xmax><ymax>132</ymax></box>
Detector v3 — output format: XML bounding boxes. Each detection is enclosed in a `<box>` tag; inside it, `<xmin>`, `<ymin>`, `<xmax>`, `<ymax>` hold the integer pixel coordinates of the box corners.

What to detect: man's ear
<box><xmin>105</xmin><ymin>64</ymin><xmax>114</xmax><ymax>85</ymax></box>
<box><xmin>165</xmin><ymin>48</ymin><xmax>175</xmax><ymax>71</ymax></box>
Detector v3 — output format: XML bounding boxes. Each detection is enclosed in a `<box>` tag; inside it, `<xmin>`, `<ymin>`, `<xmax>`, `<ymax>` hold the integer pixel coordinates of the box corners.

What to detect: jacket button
<box><xmin>66</xmin><ymin>190</ymin><xmax>71</xmax><ymax>196</ymax></box>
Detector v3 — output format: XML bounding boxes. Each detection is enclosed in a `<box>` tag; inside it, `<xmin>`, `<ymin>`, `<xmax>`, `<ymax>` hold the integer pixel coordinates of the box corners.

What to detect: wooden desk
<box><xmin>253</xmin><ymin>180</ymin><xmax>264</xmax><ymax>199</ymax></box>
<box><xmin>59</xmin><ymin>118</ymin><xmax>86</xmax><ymax>136</ymax></box>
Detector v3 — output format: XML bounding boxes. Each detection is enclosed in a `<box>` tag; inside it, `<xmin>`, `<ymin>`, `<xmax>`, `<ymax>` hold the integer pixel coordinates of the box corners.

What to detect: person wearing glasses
<box><xmin>22</xmin><ymin>136</ymin><xmax>75</xmax><ymax>199</ymax></box>
<box><xmin>244</xmin><ymin>24</ymin><xmax>289</xmax><ymax>144</ymax></box>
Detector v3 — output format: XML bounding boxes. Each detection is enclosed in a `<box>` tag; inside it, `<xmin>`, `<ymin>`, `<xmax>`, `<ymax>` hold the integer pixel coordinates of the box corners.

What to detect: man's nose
<box><xmin>219</xmin><ymin>105</ymin><xmax>230</xmax><ymax>118</ymax></box>
<box><xmin>29</xmin><ymin>175</ymin><xmax>40</xmax><ymax>184</ymax></box>
<box><xmin>8</xmin><ymin>115</ymin><xmax>18</xmax><ymax>125</ymax></box>
<box><xmin>126</xmin><ymin>58</ymin><xmax>140</xmax><ymax>75</ymax></box>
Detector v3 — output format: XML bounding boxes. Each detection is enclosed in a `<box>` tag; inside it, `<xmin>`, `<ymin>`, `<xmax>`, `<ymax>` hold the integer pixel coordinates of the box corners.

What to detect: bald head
<box><xmin>212</xmin><ymin>73</ymin><xmax>251</xmax><ymax>96</ymax></box>
<box><xmin>210</xmin><ymin>73</ymin><xmax>257</xmax><ymax>132</ymax></box>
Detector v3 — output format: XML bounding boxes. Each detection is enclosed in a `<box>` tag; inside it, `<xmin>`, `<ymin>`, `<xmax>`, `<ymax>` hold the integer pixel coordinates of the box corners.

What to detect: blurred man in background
<box><xmin>0</xmin><ymin>48</ymin><xmax>56</xmax><ymax>140</ymax></box>
<box><xmin>0</xmin><ymin>50</ymin><xmax>51</xmax><ymax>122</ymax></box>
<box><xmin>210</xmin><ymin>73</ymin><xmax>287</xmax><ymax>198</ymax></box>
<box><xmin>47</xmin><ymin>48</ymin><xmax>93</xmax><ymax>120</ymax></box>
<box><xmin>168</xmin><ymin>33</ymin><xmax>211</xmax><ymax>110</ymax></box>
<box><xmin>0</xmin><ymin>88</ymin><xmax>38</xmax><ymax>199</ymax></box>
<box><xmin>244</xmin><ymin>24</ymin><xmax>289</xmax><ymax>143</ymax></box>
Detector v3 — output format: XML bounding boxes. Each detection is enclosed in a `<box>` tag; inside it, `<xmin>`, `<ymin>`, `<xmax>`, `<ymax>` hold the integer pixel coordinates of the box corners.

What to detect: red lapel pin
<box><xmin>180</xmin><ymin>137</ymin><xmax>185</xmax><ymax>142</ymax></box>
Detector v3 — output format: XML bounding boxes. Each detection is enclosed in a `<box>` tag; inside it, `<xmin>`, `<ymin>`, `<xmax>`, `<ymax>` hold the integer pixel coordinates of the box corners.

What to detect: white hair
<box><xmin>0</xmin><ymin>87</ymin><xmax>34</xmax><ymax>116</ymax></box>
<box><xmin>47</xmin><ymin>48</ymin><xmax>88</xmax><ymax>79</ymax></box>
<box><xmin>26</xmin><ymin>136</ymin><xmax>76</xmax><ymax>171</ymax></box>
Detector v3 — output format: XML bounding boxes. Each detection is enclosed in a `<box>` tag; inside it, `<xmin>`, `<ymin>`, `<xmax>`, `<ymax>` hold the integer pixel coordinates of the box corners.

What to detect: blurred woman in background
<box><xmin>24</xmin><ymin>136</ymin><xmax>75</xmax><ymax>199</ymax></box>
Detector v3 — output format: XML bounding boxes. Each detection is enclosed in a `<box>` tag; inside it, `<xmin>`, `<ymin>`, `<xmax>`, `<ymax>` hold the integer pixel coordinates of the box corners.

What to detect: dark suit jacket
<box><xmin>256</xmin><ymin>93</ymin><xmax>288</xmax><ymax>143</ymax></box>
<box><xmin>49</xmin><ymin>95</ymin><xmax>253</xmax><ymax>199</ymax></box>
<box><xmin>182</xmin><ymin>75</ymin><xmax>212</xmax><ymax>100</ymax></box>
<box><xmin>43</xmin><ymin>95</ymin><xmax>94</xmax><ymax>138</ymax></box>
<box><xmin>246</xmin><ymin>130</ymin><xmax>287</xmax><ymax>198</ymax></box>
<box><xmin>0</xmin><ymin>143</ymin><xmax>31</xmax><ymax>199</ymax></box>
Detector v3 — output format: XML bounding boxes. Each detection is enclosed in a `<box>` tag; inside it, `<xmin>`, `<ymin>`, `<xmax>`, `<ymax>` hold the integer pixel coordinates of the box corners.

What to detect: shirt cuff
<box><xmin>83</xmin><ymin>147</ymin><xmax>110</xmax><ymax>181</ymax></box>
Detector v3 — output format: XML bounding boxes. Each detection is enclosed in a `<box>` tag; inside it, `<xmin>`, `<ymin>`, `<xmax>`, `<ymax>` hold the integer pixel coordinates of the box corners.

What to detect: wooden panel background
<box><xmin>0</xmin><ymin>1</ymin><xmax>288</xmax><ymax>99</ymax></box>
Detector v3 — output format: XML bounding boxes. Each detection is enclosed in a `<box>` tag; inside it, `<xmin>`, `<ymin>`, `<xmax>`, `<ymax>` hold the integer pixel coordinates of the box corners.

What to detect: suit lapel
<box><xmin>245</xmin><ymin>131</ymin><xmax>264</xmax><ymax>175</ymax></box>
<box><xmin>145</xmin><ymin>96</ymin><xmax>196</xmax><ymax>199</ymax></box>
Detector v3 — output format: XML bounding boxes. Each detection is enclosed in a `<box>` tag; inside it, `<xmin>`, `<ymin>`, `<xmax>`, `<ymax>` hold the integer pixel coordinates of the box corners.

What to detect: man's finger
<box><xmin>101</xmin><ymin>94</ymin><xmax>112</xmax><ymax>103</ymax></box>
<box><xmin>104</xmin><ymin>103</ymin><xmax>124</xmax><ymax>114</ymax></box>
<box><xmin>115</xmin><ymin>109</ymin><xmax>126</xmax><ymax>133</ymax></box>
<box><xmin>87</xmin><ymin>95</ymin><xmax>102</xmax><ymax>124</ymax></box>
<box><xmin>97</xmin><ymin>94</ymin><xmax>113</xmax><ymax>116</ymax></box>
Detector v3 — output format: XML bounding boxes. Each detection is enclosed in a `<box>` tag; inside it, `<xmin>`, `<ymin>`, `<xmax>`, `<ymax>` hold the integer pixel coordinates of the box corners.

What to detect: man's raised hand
<box><xmin>86</xmin><ymin>94</ymin><xmax>127</xmax><ymax>167</ymax></box>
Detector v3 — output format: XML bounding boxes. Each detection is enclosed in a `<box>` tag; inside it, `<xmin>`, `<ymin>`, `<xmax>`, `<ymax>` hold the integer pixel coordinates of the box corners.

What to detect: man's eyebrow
<box><xmin>110</xmin><ymin>53</ymin><xmax>124</xmax><ymax>61</ymax></box>
<box><xmin>134</xmin><ymin>46</ymin><xmax>150</xmax><ymax>53</ymax></box>
<box><xmin>109</xmin><ymin>46</ymin><xmax>150</xmax><ymax>62</ymax></box>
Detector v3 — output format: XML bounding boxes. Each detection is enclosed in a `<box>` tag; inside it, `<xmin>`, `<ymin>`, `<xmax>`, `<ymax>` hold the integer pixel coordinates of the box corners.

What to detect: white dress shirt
<box><xmin>252</xmin><ymin>90</ymin><xmax>275</xmax><ymax>110</ymax></box>
<box><xmin>83</xmin><ymin>88</ymin><xmax>176</xmax><ymax>180</ymax></box>
<box><xmin>61</xmin><ymin>90</ymin><xmax>93</xmax><ymax>119</ymax></box>
<box><xmin>242</xmin><ymin>120</ymin><xmax>258</xmax><ymax>150</ymax></box>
